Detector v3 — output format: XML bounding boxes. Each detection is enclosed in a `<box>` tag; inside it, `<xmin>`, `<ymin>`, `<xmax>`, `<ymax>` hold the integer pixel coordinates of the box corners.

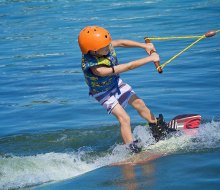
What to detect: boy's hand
<box><xmin>149</xmin><ymin>52</ymin><xmax>160</xmax><ymax>62</ymax></box>
<box><xmin>145</xmin><ymin>43</ymin><xmax>156</xmax><ymax>55</ymax></box>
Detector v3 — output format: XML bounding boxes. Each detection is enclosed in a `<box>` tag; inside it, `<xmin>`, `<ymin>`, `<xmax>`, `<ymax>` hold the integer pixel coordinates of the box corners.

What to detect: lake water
<box><xmin>0</xmin><ymin>0</ymin><xmax>220</xmax><ymax>189</ymax></box>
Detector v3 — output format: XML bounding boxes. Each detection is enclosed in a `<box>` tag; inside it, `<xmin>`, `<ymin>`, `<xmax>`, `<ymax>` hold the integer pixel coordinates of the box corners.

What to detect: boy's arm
<box><xmin>91</xmin><ymin>53</ymin><xmax>159</xmax><ymax>77</ymax></box>
<box><xmin>111</xmin><ymin>40</ymin><xmax>155</xmax><ymax>55</ymax></box>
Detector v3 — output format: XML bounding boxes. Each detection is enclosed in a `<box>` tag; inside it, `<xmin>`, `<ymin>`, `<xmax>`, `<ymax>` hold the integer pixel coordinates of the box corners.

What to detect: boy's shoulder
<box><xmin>82</xmin><ymin>54</ymin><xmax>113</xmax><ymax>70</ymax></box>
<box><xmin>82</xmin><ymin>54</ymin><xmax>97</xmax><ymax>70</ymax></box>
<box><xmin>81</xmin><ymin>44</ymin><xmax>117</xmax><ymax>71</ymax></box>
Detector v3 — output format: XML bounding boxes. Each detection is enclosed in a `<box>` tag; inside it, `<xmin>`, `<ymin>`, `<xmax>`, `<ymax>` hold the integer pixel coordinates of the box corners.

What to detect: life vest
<box><xmin>81</xmin><ymin>44</ymin><xmax>119</xmax><ymax>94</ymax></box>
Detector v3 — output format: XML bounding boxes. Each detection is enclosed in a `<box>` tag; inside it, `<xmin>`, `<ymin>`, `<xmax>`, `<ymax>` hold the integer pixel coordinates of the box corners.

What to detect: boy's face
<box><xmin>94</xmin><ymin>45</ymin><xmax>110</xmax><ymax>56</ymax></box>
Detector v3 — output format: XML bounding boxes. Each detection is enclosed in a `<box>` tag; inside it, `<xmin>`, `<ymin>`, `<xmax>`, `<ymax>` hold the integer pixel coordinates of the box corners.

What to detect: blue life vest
<box><xmin>81</xmin><ymin>44</ymin><xmax>119</xmax><ymax>94</ymax></box>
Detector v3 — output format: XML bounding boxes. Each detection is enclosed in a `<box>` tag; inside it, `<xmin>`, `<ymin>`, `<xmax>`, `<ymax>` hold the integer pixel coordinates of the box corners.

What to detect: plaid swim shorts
<box><xmin>92</xmin><ymin>79</ymin><xmax>135</xmax><ymax>114</ymax></box>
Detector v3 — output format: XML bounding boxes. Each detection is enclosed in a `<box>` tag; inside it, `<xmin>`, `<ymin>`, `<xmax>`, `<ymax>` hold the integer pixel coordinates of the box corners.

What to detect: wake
<box><xmin>0</xmin><ymin>121</ymin><xmax>220</xmax><ymax>189</ymax></box>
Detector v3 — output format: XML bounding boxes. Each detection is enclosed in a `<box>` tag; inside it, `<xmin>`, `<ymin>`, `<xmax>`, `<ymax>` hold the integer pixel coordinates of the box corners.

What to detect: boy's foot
<box><xmin>129</xmin><ymin>140</ymin><xmax>142</xmax><ymax>153</ymax></box>
<box><xmin>149</xmin><ymin>114</ymin><xmax>176</xmax><ymax>141</ymax></box>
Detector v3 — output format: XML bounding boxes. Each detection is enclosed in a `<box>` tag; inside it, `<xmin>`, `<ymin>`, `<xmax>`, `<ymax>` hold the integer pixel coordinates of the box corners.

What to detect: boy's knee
<box><xmin>118</xmin><ymin>114</ymin><xmax>130</xmax><ymax>125</ymax></box>
<box><xmin>134</xmin><ymin>99</ymin><xmax>146</xmax><ymax>109</ymax></box>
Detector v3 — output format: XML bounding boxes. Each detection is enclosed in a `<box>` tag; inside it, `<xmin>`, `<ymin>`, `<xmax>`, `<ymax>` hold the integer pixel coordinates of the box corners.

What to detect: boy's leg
<box><xmin>128</xmin><ymin>94</ymin><xmax>174</xmax><ymax>141</ymax></box>
<box><xmin>128</xmin><ymin>94</ymin><xmax>157</xmax><ymax>123</ymax></box>
<box><xmin>111</xmin><ymin>103</ymin><xmax>133</xmax><ymax>144</ymax></box>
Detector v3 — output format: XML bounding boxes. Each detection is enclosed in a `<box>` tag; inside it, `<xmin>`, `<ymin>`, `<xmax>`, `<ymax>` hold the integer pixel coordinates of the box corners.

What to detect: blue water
<box><xmin>0</xmin><ymin>0</ymin><xmax>220</xmax><ymax>189</ymax></box>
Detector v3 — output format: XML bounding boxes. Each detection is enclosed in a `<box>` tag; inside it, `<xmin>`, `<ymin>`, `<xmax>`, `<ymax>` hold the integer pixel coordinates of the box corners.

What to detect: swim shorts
<box><xmin>92</xmin><ymin>79</ymin><xmax>135</xmax><ymax>114</ymax></box>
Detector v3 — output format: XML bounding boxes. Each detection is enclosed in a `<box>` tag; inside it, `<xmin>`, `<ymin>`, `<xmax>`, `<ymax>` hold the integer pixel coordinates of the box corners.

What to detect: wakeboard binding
<box><xmin>149</xmin><ymin>114</ymin><xmax>201</xmax><ymax>142</ymax></box>
<box><xmin>149</xmin><ymin>114</ymin><xmax>174</xmax><ymax>142</ymax></box>
<box><xmin>129</xmin><ymin>140</ymin><xmax>142</xmax><ymax>154</ymax></box>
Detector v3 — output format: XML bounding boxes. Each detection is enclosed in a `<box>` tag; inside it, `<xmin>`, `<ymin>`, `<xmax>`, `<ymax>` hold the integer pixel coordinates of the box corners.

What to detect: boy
<box><xmin>78</xmin><ymin>26</ymin><xmax>168</xmax><ymax>153</ymax></box>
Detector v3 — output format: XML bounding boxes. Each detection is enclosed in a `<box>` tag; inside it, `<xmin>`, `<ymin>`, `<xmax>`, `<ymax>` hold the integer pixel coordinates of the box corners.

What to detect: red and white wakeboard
<box><xmin>167</xmin><ymin>114</ymin><xmax>201</xmax><ymax>130</ymax></box>
<box><xmin>111</xmin><ymin>114</ymin><xmax>202</xmax><ymax>166</ymax></box>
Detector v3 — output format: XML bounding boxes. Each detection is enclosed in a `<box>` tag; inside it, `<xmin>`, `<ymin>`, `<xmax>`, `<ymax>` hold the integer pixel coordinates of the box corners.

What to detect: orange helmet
<box><xmin>78</xmin><ymin>26</ymin><xmax>112</xmax><ymax>54</ymax></box>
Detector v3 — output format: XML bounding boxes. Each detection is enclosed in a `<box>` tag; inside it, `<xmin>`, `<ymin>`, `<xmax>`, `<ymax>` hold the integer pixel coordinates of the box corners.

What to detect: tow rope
<box><xmin>144</xmin><ymin>30</ymin><xmax>220</xmax><ymax>73</ymax></box>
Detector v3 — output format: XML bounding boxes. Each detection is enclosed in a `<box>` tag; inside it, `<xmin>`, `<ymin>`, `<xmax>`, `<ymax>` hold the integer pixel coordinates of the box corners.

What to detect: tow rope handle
<box><xmin>144</xmin><ymin>30</ymin><xmax>219</xmax><ymax>73</ymax></box>
<box><xmin>144</xmin><ymin>37</ymin><xmax>163</xmax><ymax>73</ymax></box>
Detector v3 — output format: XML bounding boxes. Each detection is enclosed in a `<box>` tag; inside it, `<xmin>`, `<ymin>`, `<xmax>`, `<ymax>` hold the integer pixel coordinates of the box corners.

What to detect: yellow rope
<box><xmin>146</xmin><ymin>30</ymin><xmax>220</xmax><ymax>70</ymax></box>
<box><xmin>160</xmin><ymin>35</ymin><xmax>205</xmax><ymax>69</ymax></box>
<box><xmin>148</xmin><ymin>36</ymin><xmax>203</xmax><ymax>40</ymax></box>
<box><xmin>148</xmin><ymin>30</ymin><xmax>220</xmax><ymax>41</ymax></box>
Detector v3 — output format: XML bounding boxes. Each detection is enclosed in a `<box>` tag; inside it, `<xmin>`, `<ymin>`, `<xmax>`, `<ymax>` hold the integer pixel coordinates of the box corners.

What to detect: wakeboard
<box><xmin>112</xmin><ymin>114</ymin><xmax>201</xmax><ymax>166</ymax></box>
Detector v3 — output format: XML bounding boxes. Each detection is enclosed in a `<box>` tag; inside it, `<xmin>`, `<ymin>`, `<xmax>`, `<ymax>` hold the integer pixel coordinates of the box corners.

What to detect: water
<box><xmin>0</xmin><ymin>0</ymin><xmax>220</xmax><ymax>189</ymax></box>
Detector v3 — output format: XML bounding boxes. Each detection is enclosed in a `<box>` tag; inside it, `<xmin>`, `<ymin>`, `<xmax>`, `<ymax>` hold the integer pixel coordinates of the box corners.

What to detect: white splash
<box><xmin>0</xmin><ymin>121</ymin><xmax>219</xmax><ymax>190</ymax></box>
